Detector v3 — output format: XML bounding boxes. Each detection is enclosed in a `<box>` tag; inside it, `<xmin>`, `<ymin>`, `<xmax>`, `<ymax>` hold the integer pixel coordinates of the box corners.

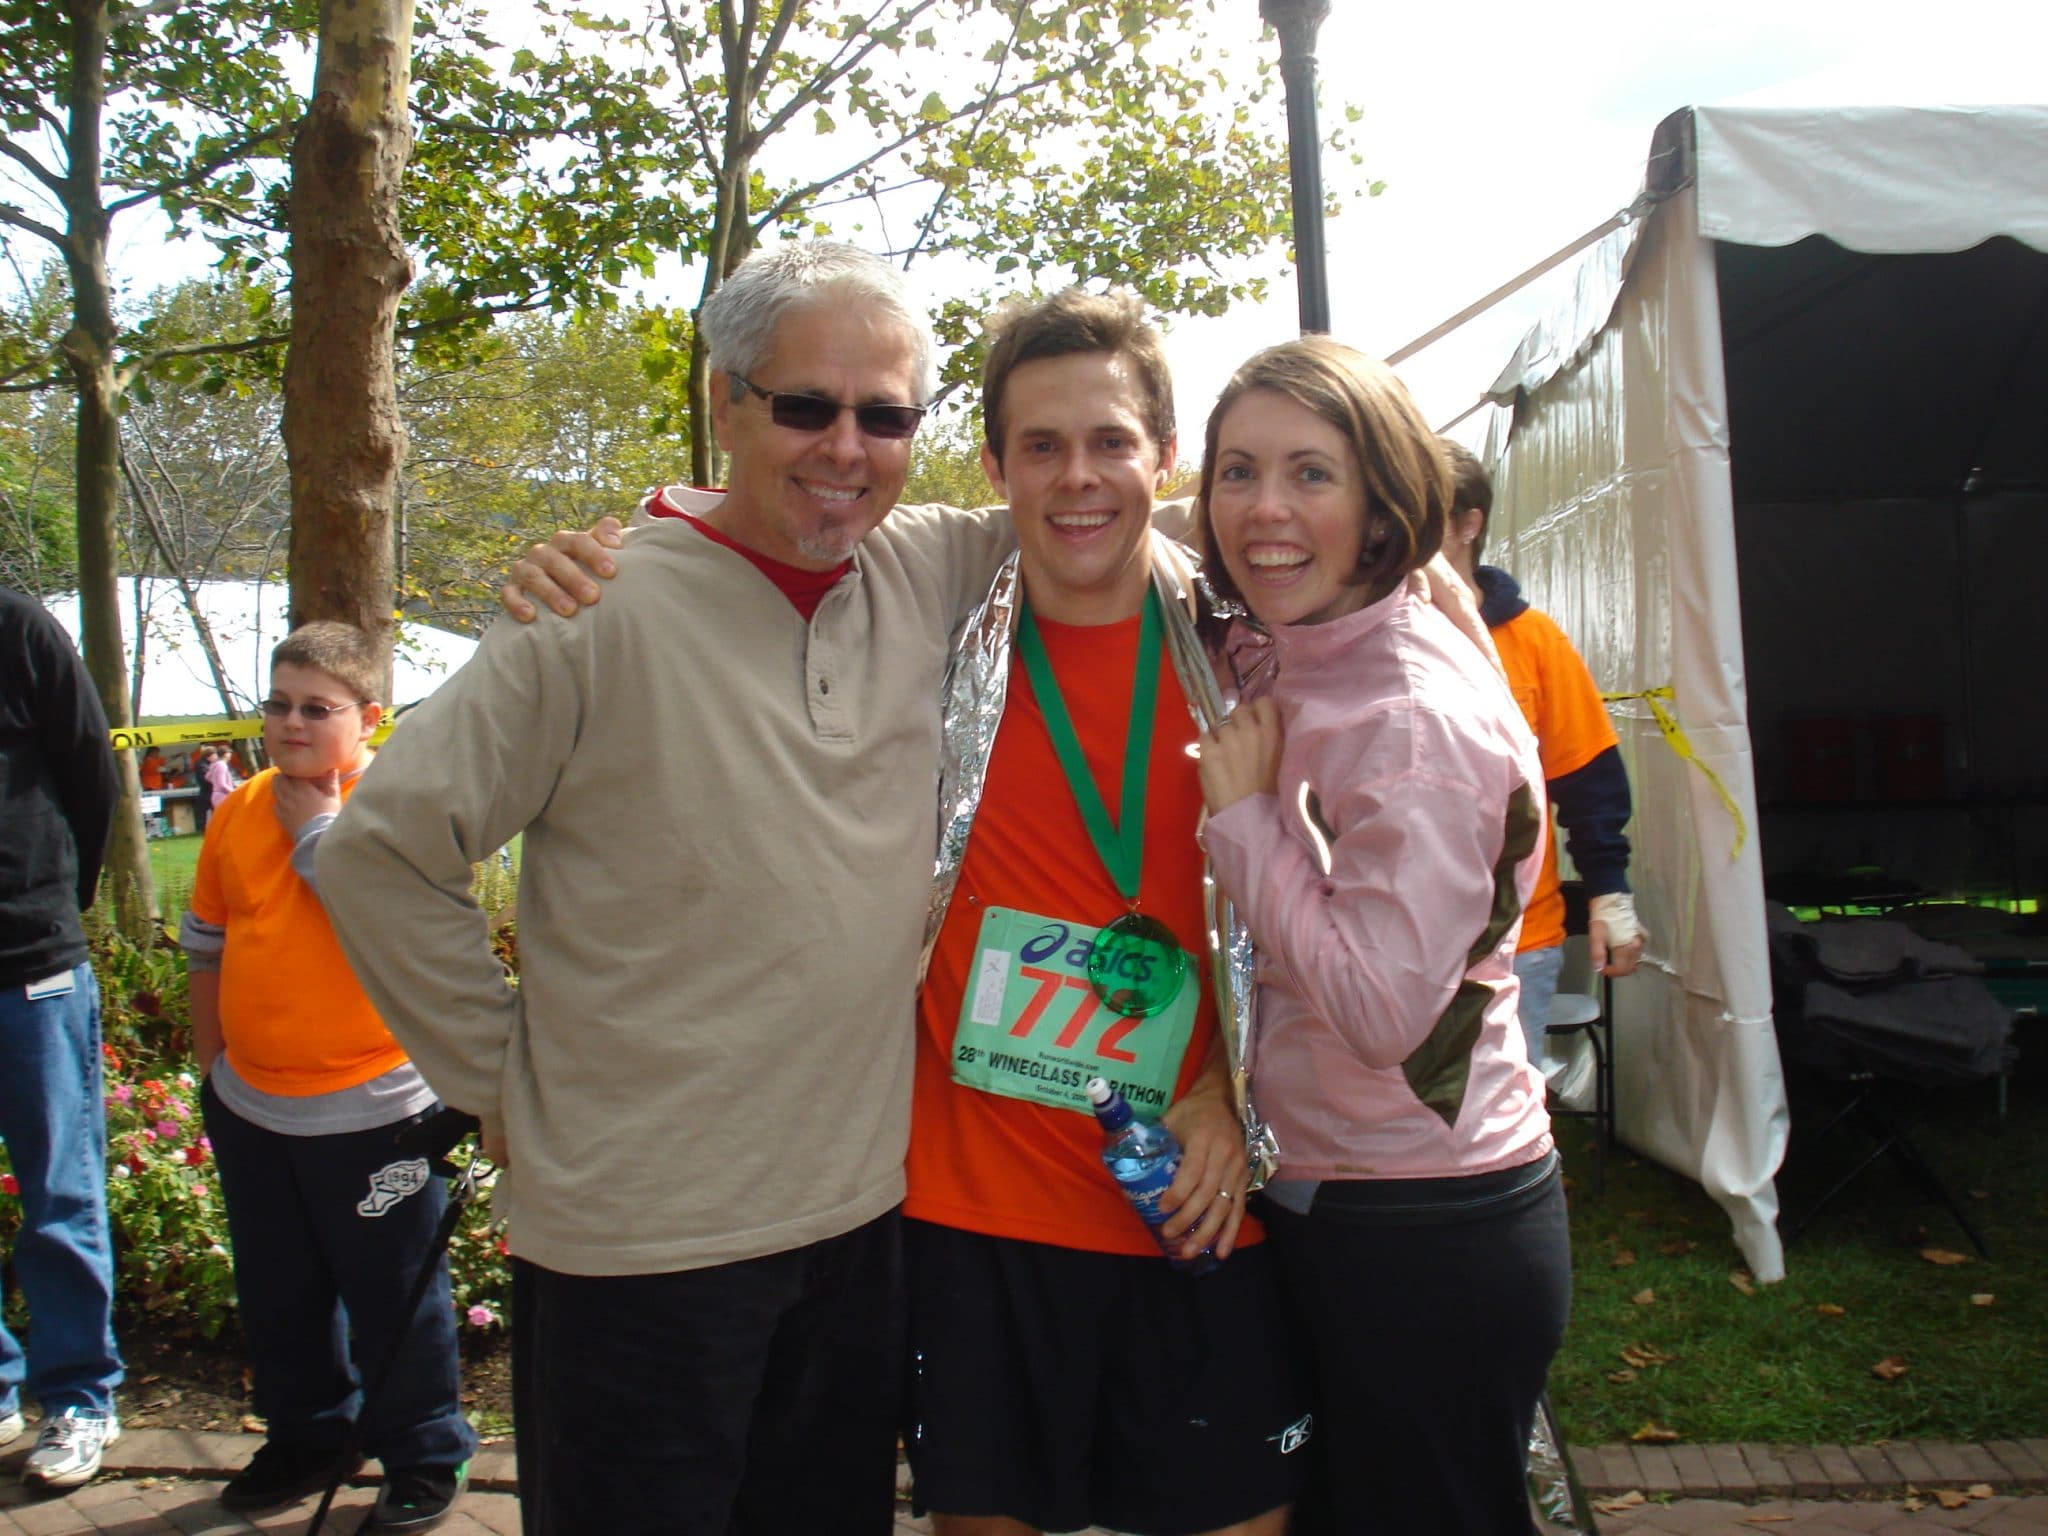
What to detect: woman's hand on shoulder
<box><xmin>1197</xmin><ymin>696</ymin><xmax>1284</xmax><ymax>815</ymax></box>
<box><xmin>500</xmin><ymin>516</ymin><xmax>627</xmax><ymax>622</ymax></box>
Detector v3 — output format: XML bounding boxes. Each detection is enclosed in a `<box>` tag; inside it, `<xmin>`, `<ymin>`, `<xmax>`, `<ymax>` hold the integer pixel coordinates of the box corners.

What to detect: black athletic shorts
<box><xmin>903</xmin><ymin>1218</ymin><xmax>1310</xmax><ymax>1536</ymax></box>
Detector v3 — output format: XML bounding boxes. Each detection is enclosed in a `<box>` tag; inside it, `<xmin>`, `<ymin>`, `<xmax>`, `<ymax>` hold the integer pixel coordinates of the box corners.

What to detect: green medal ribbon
<box><xmin>1015</xmin><ymin>589</ymin><xmax>1187</xmax><ymax>1018</ymax></box>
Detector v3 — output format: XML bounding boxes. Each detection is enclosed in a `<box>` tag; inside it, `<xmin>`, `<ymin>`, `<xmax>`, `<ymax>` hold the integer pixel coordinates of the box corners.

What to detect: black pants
<box><xmin>511</xmin><ymin>1208</ymin><xmax>905</xmax><ymax>1536</ymax></box>
<box><xmin>201</xmin><ymin>1080</ymin><xmax>475</xmax><ymax>1471</ymax></box>
<box><xmin>1265</xmin><ymin>1159</ymin><xmax>1570</xmax><ymax>1536</ymax></box>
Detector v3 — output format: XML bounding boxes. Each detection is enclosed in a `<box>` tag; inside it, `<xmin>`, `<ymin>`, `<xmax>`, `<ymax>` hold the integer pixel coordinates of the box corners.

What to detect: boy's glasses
<box><xmin>261</xmin><ymin>699</ymin><xmax>364</xmax><ymax>722</ymax></box>
<box><xmin>732</xmin><ymin>375</ymin><xmax>927</xmax><ymax>440</ymax></box>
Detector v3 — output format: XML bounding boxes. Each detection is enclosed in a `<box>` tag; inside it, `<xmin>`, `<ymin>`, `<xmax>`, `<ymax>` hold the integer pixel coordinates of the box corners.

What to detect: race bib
<box><xmin>952</xmin><ymin>906</ymin><xmax>1198</xmax><ymax>1116</ymax></box>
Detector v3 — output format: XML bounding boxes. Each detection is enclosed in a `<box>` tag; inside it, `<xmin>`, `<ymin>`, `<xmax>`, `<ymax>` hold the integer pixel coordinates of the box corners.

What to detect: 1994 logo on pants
<box><xmin>357</xmin><ymin>1157</ymin><xmax>431</xmax><ymax>1217</ymax></box>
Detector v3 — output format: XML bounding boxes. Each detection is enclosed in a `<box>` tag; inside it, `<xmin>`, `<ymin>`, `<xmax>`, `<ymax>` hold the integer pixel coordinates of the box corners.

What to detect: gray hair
<box><xmin>699</xmin><ymin>241</ymin><xmax>938</xmax><ymax>403</ymax></box>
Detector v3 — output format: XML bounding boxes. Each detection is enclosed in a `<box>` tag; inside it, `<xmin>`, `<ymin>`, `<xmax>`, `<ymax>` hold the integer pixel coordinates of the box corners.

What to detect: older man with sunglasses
<box><xmin>319</xmin><ymin>242</ymin><xmax>1015</xmax><ymax>1536</ymax></box>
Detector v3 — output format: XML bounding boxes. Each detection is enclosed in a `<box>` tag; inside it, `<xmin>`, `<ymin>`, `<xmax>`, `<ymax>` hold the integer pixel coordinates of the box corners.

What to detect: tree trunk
<box><xmin>60</xmin><ymin>0</ymin><xmax>155</xmax><ymax>939</ymax></box>
<box><xmin>686</xmin><ymin>178</ymin><xmax>755</xmax><ymax>487</ymax></box>
<box><xmin>281</xmin><ymin>0</ymin><xmax>417</xmax><ymax>701</ymax></box>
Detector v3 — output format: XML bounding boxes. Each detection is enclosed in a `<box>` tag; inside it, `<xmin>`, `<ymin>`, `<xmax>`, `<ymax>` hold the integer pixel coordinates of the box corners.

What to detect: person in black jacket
<box><xmin>0</xmin><ymin>586</ymin><xmax>125</xmax><ymax>1488</ymax></box>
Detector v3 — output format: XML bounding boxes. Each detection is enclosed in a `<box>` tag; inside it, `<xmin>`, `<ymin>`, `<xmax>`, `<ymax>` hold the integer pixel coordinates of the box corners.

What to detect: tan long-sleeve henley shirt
<box><xmin>319</xmin><ymin>498</ymin><xmax>1013</xmax><ymax>1275</ymax></box>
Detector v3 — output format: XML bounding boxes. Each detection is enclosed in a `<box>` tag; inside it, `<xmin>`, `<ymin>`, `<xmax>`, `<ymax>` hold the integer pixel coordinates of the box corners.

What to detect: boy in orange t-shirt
<box><xmin>182</xmin><ymin>623</ymin><xmax>474</xmax><ymax>1531</ymax></box>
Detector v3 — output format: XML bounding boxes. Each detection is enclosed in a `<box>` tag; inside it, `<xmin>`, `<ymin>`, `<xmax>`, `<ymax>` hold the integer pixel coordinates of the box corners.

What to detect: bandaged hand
<box><xmin>1589</xmin><ymin>892</ymin><xmax>1645</xmax><ymax>977</ymax></box>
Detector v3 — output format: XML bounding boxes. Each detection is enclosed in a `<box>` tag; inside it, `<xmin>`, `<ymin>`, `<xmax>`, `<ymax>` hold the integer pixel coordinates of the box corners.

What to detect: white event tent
<box><xmin>1475</xmin><ymin>103</ymin><xmax>2048</xmax><ymax>1281</ymax></box>
<box><xmin>45</xmin><ymin>579</ymin><xmax>478</xmax><ymax>720</ymax></box>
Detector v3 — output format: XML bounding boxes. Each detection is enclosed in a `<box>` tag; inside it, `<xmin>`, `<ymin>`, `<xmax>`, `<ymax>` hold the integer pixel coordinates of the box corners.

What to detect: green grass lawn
<box><xmin>146</xmin><ymin>833</ymin><xmax>204</xmax><ymax>927</ymax></box>
<box><xmin>1548</xmin><ymin>1047</ymin><xmax>2048</xmax><ymax>1445</ymax></box>
<box><xmin>143</xmin><ymin>831</ymin><xmax>518</xmax><ymax>929</ymax></box>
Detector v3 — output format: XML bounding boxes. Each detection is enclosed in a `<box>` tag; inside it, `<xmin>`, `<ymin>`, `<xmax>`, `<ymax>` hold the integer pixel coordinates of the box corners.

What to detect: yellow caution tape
<box><xmin>109</xmin><ymin>716</ymin><xmax>396</xmax><ymax>752</ymax></box>
<box><xmin>108</xmin><ymin>718</ymin><xmax>261</xmax><ymax>752</ymax></box>
<box><xmin>1601</xmin><ymin>685</ymin><xmax>1748</xmax><ymax>861</ymax></box>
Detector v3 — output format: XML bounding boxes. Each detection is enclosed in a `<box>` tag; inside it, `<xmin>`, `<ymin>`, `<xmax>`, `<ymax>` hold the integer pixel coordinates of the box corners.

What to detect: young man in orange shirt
<box><xmin>1440</xmin><ymin>442</ymin><xmax>1645</xmax><ymax>1071</ymax></box>
<box><xmin>903</xmin><ymin>292</ymin><xmax>1304</xmax><ymax>1536</ymax></box>
<box><xmin>182</xmin><ymin>623</ymin><xmax>475</xmax><ymax>1532</ymax></box>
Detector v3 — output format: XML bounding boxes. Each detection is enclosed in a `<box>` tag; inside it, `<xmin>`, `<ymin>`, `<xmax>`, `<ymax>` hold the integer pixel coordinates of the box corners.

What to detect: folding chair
<box><xmin>1769</xmin><ymin>936</ymin><xmax>2010</xmax><ymax>1258</ymax></box>
<box><xmin>1777</xmin><ymin>1044</ymin><xmax>1992</xmax><ymax>1258</ymax></box>
<box><xmin>1543</xmin><ymin>882</ymin><xmax>1616</xmax><ymax>1195</ymax></box>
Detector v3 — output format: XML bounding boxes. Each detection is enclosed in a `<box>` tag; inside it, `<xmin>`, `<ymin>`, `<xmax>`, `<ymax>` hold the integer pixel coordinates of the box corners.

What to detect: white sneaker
<box><xmin>0</xmin><ymin>1406</ymin><xmax>23</xmax><ymax>1447</ymax></box>
<box><xmin>22</xmin><ymin>1407</ymin><xmax>120</xmax><ymax>1489</ymax></box>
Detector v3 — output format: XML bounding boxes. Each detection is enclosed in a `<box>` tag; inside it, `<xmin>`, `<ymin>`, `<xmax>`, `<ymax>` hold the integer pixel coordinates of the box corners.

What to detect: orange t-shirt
<box><xmin>139</xmin><ymin>759</ymin><xmax>166</xmax><ymax>791</ymax></box>
<box><xmin>1494</xmin><ymin>606</ymin><xmax>1618</xmax><ymax>952</ymax></box>
<box><xmin>189</xmin><ymin>767</ymin><xmax>409</xmax><ymax>1095</ymax></box>
<box><xmin>905</xmin><ymin>610</ymin><xmax>1262</xmax><ymax>1255</ymax></box>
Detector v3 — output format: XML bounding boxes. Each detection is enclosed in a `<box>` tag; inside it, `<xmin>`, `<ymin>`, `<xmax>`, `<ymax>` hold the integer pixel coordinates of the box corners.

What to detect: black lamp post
<box><xmin>1259</xmin><ymin>0</ymin><xmax>1332</xmax><ymax>335</ymax></box>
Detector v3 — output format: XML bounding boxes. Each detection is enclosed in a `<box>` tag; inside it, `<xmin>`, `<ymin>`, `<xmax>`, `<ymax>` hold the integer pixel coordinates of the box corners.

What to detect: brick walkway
<box><xmin>4</xmin><ymin>1428</ymin><xmax>2046</xmax><ymax>1533</ymax></box>
<box><xmin>1575</xmin><ymin>1440</ymin><xmax>2048</xmax><ymax>1536</ymax></box>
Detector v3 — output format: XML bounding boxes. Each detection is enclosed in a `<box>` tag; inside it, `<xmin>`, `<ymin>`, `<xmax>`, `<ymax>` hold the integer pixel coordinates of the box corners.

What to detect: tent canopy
<box><xmin>1475</xmin><ymin>103</ymin><xmax>2048</xmax><ymax>1280</ymax></box>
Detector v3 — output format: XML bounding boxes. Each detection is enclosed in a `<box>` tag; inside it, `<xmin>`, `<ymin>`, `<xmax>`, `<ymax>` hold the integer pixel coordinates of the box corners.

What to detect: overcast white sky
<box><xmin>1156</xmin><ymin>0</ymin><xmax>2048</xmax><ymax>445</ymax></box>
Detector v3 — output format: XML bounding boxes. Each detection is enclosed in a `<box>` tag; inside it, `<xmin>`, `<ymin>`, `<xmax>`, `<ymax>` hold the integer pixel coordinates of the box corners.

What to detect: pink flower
<box><xmin>190</xmin><ymin>1182</ymin><xmax>207</xmax><ymax>1198</ymax></box>
<box><xmin>0</xmin><ymin>1173</ymin><xmax>18</xmax><ymax>1196</ymax></box>
<box><xmin>465</xmin><ymin>1304</ymin><xmax>497</xmax><ymax>1328</ymax></box>
<box><xmin>171</xmin><ymin>1102</ymin><xmax>190</xmax><ymax>1120</ymax></box>
<box><xmin>113</xmin><ymin>1085</ymin><xmax>133</xmax><ymax>1104</ymax></box>
<box><xmin>156</xmin><ymin>1121</ymin><xmax>179</xmax><ymax>1139</ymax></box>
<box><xmin>140</xmin><ymin>1129</ymin><xmax>158</xmax><ymax>1142</ymax></box>
<box><xmin>198</xmin><ymin>1137</ymin><xmax>212</xmax><ymax>1152</ymax></box>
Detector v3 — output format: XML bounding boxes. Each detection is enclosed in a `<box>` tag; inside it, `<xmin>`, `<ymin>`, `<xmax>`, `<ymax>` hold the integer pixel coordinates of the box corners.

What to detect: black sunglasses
<box><xmin>732</xmin><ymin>375</ymin><xmax>926</xmax><ymax>441</ymax></box>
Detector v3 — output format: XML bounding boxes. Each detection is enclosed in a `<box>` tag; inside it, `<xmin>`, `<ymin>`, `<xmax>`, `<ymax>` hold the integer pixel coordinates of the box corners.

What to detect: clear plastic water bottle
<box><xmin>1084</xmin><ymin>1077</ymin><xmax>1217</xmax><ymax>1276</ymax></box>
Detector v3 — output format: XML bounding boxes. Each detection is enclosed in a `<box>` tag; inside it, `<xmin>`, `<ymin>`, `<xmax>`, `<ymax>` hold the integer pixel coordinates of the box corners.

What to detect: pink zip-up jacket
<box><xmin>1205</xmin><ymin>579</ymin><xmax>1554</xmax><ymax>1182</ymax></box>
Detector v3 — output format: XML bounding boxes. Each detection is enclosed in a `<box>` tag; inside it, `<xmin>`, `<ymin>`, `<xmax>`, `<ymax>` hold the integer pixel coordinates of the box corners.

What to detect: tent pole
<box><xmin>1259</xmin><ymin>0</ymin><xmax>1331</xmax><ymax>335</ymax></box>
<box><xmin>1387</xmin><ymin>199</ymin><xmax>1647</xmax><ymax>366</ymax></box>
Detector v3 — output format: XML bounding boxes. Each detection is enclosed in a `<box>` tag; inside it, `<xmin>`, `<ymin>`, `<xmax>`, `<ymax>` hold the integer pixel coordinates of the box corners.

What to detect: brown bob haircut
<box><xmin>271</xmin><ymin>620</ymin><xmax>381</xmax><ymax>704</ymax></box>
<box><xmin>979</xmin><ymin>287</ymin><xmax>1175</xmax><ymax>467</ymax></box>
<box><xmin>1196</xmin><ymin>336</ymin><xmax>1450</xmax><ymax>612</ymax></box>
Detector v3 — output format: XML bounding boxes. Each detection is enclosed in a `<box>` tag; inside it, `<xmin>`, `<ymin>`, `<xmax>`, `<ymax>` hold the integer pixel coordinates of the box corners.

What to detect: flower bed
<box><xmin>1</xmin><ymin>927</ymin><xmax>511</xmax><ymax>1343</ymax></box>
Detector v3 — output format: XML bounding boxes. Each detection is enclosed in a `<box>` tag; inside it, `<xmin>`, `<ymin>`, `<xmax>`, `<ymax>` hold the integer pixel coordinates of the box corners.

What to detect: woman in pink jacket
<box><xmin>204</xmin><ymin>744</ymin><xmax>238</xmax><ymax>811</ymax></box>
<box><xmin>1195</xmin><ymin>337</ymin><xmax>1567</xmax><ymax>1535</ymax></box>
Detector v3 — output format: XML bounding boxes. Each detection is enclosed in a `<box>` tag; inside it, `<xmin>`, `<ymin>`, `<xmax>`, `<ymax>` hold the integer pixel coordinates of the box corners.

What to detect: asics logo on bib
<box><xmin>1019</xmin><ymin>922</ymin><xmax>1162</xmax><ymax>983</ymax></box>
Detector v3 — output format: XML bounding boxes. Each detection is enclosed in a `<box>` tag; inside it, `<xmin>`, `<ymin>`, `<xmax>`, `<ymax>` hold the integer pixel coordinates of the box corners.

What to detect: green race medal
<box><xmin>1015</xmin><ymin>590</ymin><xmax>1187</xmax><ymax>1020</ymax></box>
<box><xmin>1088</xmin><ymin>912</ymin><xmax>1186</xmax><ymax>1018</ymax></box>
